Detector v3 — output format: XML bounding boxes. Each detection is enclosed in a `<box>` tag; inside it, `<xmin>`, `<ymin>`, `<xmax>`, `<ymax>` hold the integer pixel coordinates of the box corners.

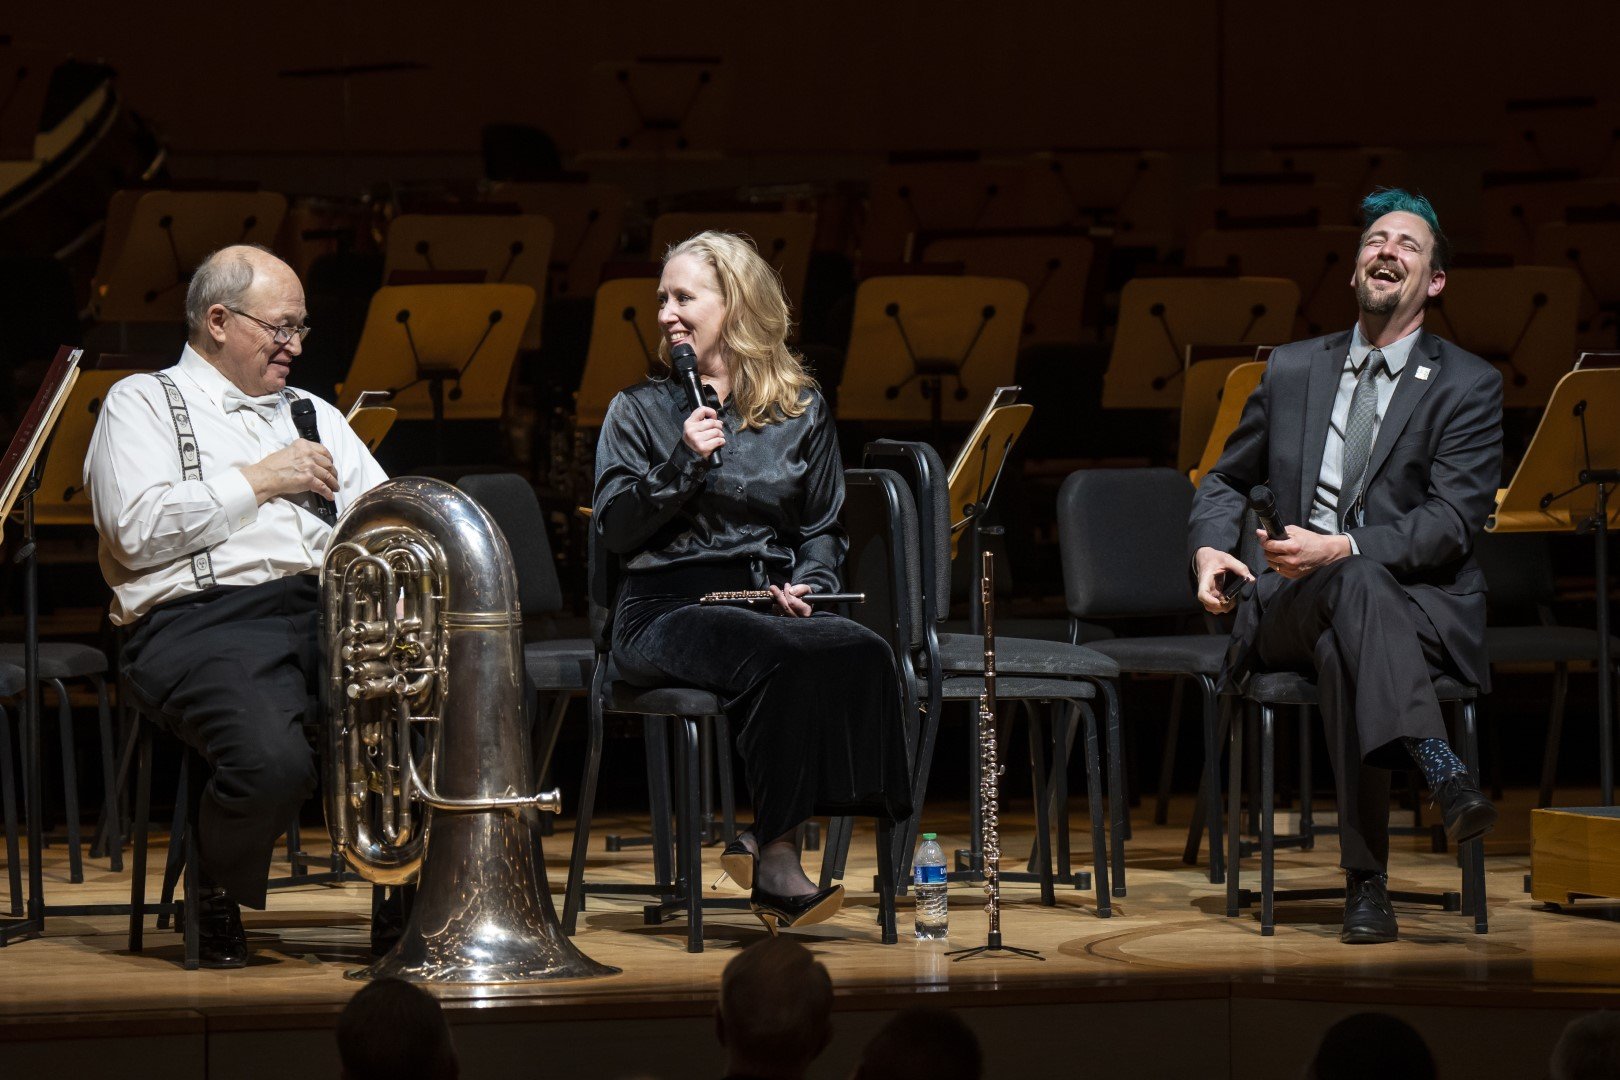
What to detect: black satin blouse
<box><xmin>592</xmin><ymin>378</ymin><xmax>846</xmax><ymax>596</ymax></box>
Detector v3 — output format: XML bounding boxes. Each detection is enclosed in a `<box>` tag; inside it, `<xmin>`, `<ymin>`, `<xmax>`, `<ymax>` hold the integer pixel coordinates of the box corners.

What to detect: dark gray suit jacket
<box><xmin>1187</xmin><ymin>328</ymin><xmax>1504</xmax><ymax>692</ymax></box>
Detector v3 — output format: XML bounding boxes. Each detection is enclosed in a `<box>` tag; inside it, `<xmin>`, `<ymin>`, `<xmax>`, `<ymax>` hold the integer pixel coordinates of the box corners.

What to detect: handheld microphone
<box><xmin>671</xmin><ymin>342</ymin><xmax>721</xmax><ymax>467</ymax></box>
<box><xmin>1248</xmin><ymin>484</ymin><xmax>1288</xmax><ymax>540</ymax></box>
<box><xmin>290</xmin><ymin>398</ymin><xmax>338</xmax><ymax>525</ymax></box>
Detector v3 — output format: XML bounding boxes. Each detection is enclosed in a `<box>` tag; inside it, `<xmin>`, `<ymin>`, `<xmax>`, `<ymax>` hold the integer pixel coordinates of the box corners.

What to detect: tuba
<box><xmin>320</xmin><ymin>476</ymin><xmax>616</xmax><ymax>983</ymax></box>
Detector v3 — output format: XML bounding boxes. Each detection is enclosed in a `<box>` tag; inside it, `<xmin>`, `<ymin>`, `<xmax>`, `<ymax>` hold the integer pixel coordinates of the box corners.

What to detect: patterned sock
<box><xmin>1404</xmin><ymin>736</ymin><xmax>1467</xmax><ymax>787</ymax></box>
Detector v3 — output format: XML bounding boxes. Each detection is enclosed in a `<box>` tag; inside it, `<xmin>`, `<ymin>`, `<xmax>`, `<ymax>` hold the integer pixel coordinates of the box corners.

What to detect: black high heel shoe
<box><xmin>714</xmin><ymin>837</ymin><xmax>757</xmax><ymax>891</ymax></box>
<box><xmin>749</xmin><ymin>883</ymin><xmax>844</xmax><ymax>936</ymax></box>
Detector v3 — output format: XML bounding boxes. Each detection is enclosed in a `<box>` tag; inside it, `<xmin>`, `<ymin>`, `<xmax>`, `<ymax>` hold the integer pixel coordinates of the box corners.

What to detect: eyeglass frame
<box><xmin>224</xmin><ymin>306</ymin><xmax>312</xmax><ymax>345</ymax></box>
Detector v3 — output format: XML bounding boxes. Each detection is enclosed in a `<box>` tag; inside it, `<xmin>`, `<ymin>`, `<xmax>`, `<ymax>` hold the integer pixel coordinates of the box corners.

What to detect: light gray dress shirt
<box><xmin>1308</xmin><ymin>324</ymin><xmax>1422</xmax><ymax>549</ymax></box>
<box><xmin>85</xmin><ymin>344</ymin><xmax>389</xmax><ymax>624</ymax></box>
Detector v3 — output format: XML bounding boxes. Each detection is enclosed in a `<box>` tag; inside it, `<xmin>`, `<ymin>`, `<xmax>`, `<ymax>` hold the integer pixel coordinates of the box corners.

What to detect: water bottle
<box><xmin>913</xmin><ymin>833</ymin><xmax>948</xmax><ymax>940</ymax></box>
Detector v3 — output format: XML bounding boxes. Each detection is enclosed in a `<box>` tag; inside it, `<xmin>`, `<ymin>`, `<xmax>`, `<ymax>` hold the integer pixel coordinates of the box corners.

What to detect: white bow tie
<box><xmin>223</xmin><ymin>388</ymin><xmax>284</xmax><ymax>422</ymax></box>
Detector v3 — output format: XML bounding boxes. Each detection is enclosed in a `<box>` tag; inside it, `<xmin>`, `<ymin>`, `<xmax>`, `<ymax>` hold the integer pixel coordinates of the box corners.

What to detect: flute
<box><xmin>698</xmin><ymin>590</ymin><xmax>866</xmax><ymax>607</ymax></box>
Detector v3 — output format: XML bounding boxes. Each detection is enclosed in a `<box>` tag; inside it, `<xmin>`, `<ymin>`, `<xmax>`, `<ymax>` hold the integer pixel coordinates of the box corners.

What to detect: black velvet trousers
<box><xmin>1253</xmin><ymin>556</ymin><xmax>1452</xmax><ymax>873</ymax></box>
<box><xmin>123</xmin><ymin>576</ymin><xmax>321</xmax><ymax>909</ymax></box>
<box><xmin>611</xmin><ymin>568</ymin><xmax>913</xmax><ymax>845</ymax></box>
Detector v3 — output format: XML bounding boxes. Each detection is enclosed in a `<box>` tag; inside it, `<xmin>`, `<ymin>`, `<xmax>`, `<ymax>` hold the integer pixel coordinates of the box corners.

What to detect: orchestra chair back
<box><xmin>1188</xmin><ymin>358</ymin><xmax>1268</xmax><ymax>484</ymax></box>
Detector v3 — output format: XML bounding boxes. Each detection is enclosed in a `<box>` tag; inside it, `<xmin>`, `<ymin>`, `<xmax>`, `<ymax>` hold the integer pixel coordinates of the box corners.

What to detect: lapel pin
<box><xmin>1415</xmin><ymin>365</ymin><xmax>1431</xmax><ymax>381</ymax></box>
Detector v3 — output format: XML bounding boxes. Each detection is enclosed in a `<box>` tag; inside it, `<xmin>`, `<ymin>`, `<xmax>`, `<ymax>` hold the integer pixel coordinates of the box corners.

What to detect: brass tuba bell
<box><xmin>320</xmin><ymin>476</ymin><xmax>616</xmax><ymax>983</ymax></box>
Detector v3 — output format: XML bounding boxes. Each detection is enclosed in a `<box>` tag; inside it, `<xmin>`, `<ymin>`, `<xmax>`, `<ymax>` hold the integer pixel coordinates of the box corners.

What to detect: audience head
<box><xmin>852</xmin><ymin>1007</ymin><xmax>982</xmax><ymax>1080</ymax></box>
<box><xmin>1551</xmin><ymin>1011</ymin><xmax>1620</xmax><ymax>1080</ymax></box>
<box><xmin>716</xmin><ymin>937</ymin><xmax>833</xmax><ymax>1080</ymax></box>
<box><xmin>336</xmin><ymin>977</ymin><xmax>458</xmax><ymax>1080</ymax></box>
<box><xmin>659</xmin><ymin>229</ymin><xmax>814</xmax><ymax>429</ymax></box>
<box><xmin>1305</xmin><ymin>1012</ymin><xmax>1434</xmax><ymax>1080</ymax></box>
<box><xmin>186</xmin><ymin>243</ymin><xmax>308</xmax><ymax>396</ymax></box>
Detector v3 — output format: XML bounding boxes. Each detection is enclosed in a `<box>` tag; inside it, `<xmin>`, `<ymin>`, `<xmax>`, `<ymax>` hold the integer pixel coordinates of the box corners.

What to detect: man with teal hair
<box><xmin>1190</xmin><ymin>189</ymin><xmax>1502</xmax><ymax>944</ymax></box>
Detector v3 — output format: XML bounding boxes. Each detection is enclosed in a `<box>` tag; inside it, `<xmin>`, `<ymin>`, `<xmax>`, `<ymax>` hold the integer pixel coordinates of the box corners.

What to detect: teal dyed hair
<box><xmin>1359</xmin><ymin>187</ymin><xmax>1450</xmax><ymax>272</ymax></box>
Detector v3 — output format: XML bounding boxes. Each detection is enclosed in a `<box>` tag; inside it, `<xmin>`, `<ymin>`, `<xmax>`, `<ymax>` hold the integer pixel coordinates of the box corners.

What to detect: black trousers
<box><xmin>123</xmin><ymin>576</ymin><xmax>321</xmax><ymax>909</ymax></box>
<box><xmin>1253</xmin><ymin>556</ymin><xmax>1452</xmax><ymax>873</ymax></box>
<box><xmin>611</xmin><ymin>565</ymin><xmax>913</xmax><ymax>845</ymax></box>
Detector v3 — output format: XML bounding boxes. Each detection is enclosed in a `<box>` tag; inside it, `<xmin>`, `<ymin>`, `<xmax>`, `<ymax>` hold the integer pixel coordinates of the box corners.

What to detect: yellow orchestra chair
<box><xmin>485</xmin><ymin>180</ymin><xmax>629</xmax><ymax>300</ymax></box>
<box><xmin>1042</xmin><ymin>149</ymin><xmax>1179</xmax><ymax>255</ymax></box>
<box><xmin>89</xmin><ymin>190</ymin><xmax>287</xmax><ymax>325</ymax></box>
<box><xmin>649</xmin><ymin>212</ymin><xmax>816</xmax><ymax>317</ymax></box>
<box><xmin>382</xmin><ymin>213</ymin><xmax>555</xmax><ymax>350</ymax></box>
<box><xmin>1481</xmin><ymin>176</ymin><xmax>1620</xmax><ymax>265</ymax></box>
<box><xmin>1190</xmin><ymin>226</ymin><xmax>1360</xmax><ymax>339</ymax></box>
<box><xmin>1533</xmin><ymin>218</ymin><xmax>1620</xmax><ymax>349</ymax></box>
<box><xmin>1102</xmin><ymin>277</ymin><xmax>1296</xmax><ymax>410</ymax></box>
<box><xmin>1178</xmin><ymin>352</ymin><xmax>1261</xmax><ymax>478</ymax></box>
<box><xmin>1427</xmin><ymin>265</ymin><xmax>1580</xmax><ymax>409</ymax></box>
<box><xmin>1189</xmin><ymin>359</ymin><xmax>1268</xmax><ymax>486</ymax></box>
<box><xmin>1187</xmin><ymin>179</ymin><xmax>1349</xmax><ymax>236</ymax></box>
<box><xmin>862</xmin><ymin>159</ymin><xmax>1069</xmax><ymax>263</ymax></box>
<box><xmin>573</xmin><ymin>276</ymin><xmax>664</xmax><ymax>430</ymax></box>
<box><xmin>920</xmin><ymin>233</ymin><xmax>1095</xmax><ymax>347</ymax></box>
<box><xmin>835</xmin><ymin>276</ymin><xmax>1028</xmax><ymax>427</ymax></box>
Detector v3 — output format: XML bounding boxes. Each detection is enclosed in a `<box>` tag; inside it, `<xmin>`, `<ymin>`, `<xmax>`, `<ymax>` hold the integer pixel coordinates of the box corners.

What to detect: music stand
<box><xmin>649</xmin><ymin>212</ymin><xmax>816</xmax><ymax>315</ymax></box>
<box><xmin>1482</xmin><ymin>177</ymin><xmax>1620</xmax><ymax>264</ymax></box>
<box><xmin>946</xmin><ymin>389</ymin><xmax>1033</xmax><ymax>633</ymax></box>
<box><xmin>0</xmin><ymin>347</ymin><xmax>80</xmax><ymax>946</ymax></box>
<box><xmin>335</xmin><ymin>284</ymin><xmax>534</xmax><ymax>462</ymax></box>
<box><xmin>1188</xmin><ymin>180</ymin><xmax>1349</xmax><ymax>236</ymax></box>
<box><xmin>1102</xmin><ymin>277</ymin><xmax>1296</xmax><ymax>409</ymax></box>
<box><xmin>1190</xmin><ymin>359</ymin><xmax>1268</xmax><ymax>485</ymax></box>
<box><xmin>346</xmin><ymin>407</ymin><xmax>399</xmax><ymax>455</ymax></box>
<box><xmin>1190</xmin><ymin>226</ymin><xmax>1360</xmax><ymax>338</ymax></box>
<box><xmin>1043</xmin><ymin>149</ymin><xmax>1178</xmax><ymax>254</ymax></box>
<box><xmin>920</xmin><ymin>233</ymin><xmax>1096</xmax><ymax>347</ymax></box>
<box><xmin>1488</xmin><ymin>367</ymin><xmax>1620</xmax><ymax>803</ymax></box>
<box><xmin>1429</xmin><ymin>266</ymin><xmax>1581</xmax><ymax>409</ymax></box>
<box><xmin>579</xmin><ymin>57</ymin><xmax>728</xmax><ymax>158</ymax></box>
<box><xmin>383</xmin><ymin>214</ymin><xmax>555</xmax><ymax>350</ymax></box>
<box><xmin>836</xmin><ymin>276</ymin><xmax>1028</xmax><ymax>434</ymax></box>
<box><xmin>1534</xmin><ymin>220</ymin><xmax>1620</xmax><ymax>349</ymax></box>
<box><xmin>484</xmin><ymin>180</ymin><xmax>629</xmax><ymax>299</ymax></box>
<box><xmin>90</xmin><ymin>191</ymin><xmax>288</xmax><ymax>324</ymax></box>
<box><xmin>33</xmin><ymin>369</ymin><xmax>141</xmax><ymax>526</ymax></box>
<box><xmin>574</xmin><ymin>277</ymin><xmax>663</xmax><ymax>429</ymax></box>
<box><xmin>862</xmin><ymin>159</ymin><xmax>1068</xmax><ymax>264</ymax></box>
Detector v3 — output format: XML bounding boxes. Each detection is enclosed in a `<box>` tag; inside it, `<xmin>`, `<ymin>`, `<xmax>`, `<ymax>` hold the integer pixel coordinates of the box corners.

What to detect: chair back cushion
<box><xmin>842</xmin><ymin>468</ymin><xmax>924</xmax><ymax>654</ymax></box>
<box><xmin>863</xmin><ymin>439</ymin><xmax>952</xmax><ymax>619</ymax></box>
<box><xmin>1057</xmin><ymin>467</ymin><xmax>1199</xmax><ymax>618</ymax></box>
<box><xmin>456</xmin><ymin>473</ymin><xmax>564</xmax><ymax>614</ymax></box>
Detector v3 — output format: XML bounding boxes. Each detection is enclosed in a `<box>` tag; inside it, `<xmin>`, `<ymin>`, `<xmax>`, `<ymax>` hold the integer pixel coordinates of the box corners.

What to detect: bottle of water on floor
<box><xmin>914</xmin><ymin>833</ymin><xmax>948</xmax><ymax>940</ymax></box>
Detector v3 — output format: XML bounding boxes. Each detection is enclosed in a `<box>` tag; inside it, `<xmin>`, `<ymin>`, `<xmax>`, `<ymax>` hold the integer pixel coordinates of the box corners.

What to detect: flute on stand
<box><xmin>947</xmin><ymin>551</ymin><xmax>1043</xmax><ymax>962</ymax></box>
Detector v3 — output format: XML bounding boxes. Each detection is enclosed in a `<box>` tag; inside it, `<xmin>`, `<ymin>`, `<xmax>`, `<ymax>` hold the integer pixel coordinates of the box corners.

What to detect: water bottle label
<box><xmin>914</xmin><ymin>864</ymin><xmax>946</xmax><ymax>885</ymax></box>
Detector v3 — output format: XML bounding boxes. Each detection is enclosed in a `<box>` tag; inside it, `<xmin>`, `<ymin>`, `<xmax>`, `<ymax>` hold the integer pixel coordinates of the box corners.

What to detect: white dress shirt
<box><xmin>1307</xmin><ymin>323</ymin><xmax>1420</xmax><ymax>551</ymax></box>
<box><xmin>86</xmin><ymin>344</ymin><xmax>388</xmax><ymax>625</ymax></box>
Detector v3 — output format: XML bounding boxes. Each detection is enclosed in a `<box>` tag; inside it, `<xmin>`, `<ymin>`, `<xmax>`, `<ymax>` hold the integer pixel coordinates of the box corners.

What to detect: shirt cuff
<box><xmin>213</xmin><ymin>469</ymin><xmax>259</xmax><ymax>530</ymax></box>
<box><xmin>667</xmin><ymin>440</ymin><xmax>712</xmax><ymax>479</ymax></box>
<box><xmin>1345</xmin><ymin>531</ymin><xmax>1360</xmax><ymax>556</ymax></box>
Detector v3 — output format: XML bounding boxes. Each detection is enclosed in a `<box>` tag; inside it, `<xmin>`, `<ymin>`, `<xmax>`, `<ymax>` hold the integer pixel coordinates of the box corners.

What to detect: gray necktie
<box><xmin>1338</xmin><ymin>347</ymin><xmax>1384</xmax><ymax>531</ymax></box>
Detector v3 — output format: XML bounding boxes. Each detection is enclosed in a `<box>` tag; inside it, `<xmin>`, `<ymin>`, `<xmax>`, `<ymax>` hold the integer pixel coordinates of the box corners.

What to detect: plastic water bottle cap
<box><xmin>922</xmin><ymin>832</ymin><xmax>936</xmax><ymax>840</ymax></box>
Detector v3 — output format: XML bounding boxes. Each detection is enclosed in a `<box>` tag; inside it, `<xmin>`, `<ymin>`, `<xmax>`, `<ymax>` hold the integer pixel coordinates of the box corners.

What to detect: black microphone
<box><xmin>290</xmin><ymin>398</ymin><xmax>338</xmax><ymax>525</ymax></box>
<box><xmin>671</xmin><ymin>342</ymin><xmax>721</xmax><ymax>467</ymax></box>
<box><xmin>1248</xmin><ymin>484</ymin><xmax>1288</xmax><ymax>540</ymax></box>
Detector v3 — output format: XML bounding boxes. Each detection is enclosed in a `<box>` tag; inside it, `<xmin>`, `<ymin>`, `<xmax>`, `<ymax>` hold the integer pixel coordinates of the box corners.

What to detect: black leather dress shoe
<box><xmin>197</xmin><ymin>891</ymin><xmax>248</xmax><ymax>969</ymax></box>
<box><xmin>1340</xmin><ymin>871</ymin><xmax>1397</xmax><ymax>945</ymax></box>
<box><xmin>1432</xmin><ymin>773</ymin><xmax>1498</xmax><ymax>845</ymax></box>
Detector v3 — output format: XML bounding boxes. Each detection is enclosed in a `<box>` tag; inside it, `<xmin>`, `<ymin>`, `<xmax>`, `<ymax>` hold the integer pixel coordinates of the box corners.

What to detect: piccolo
<box><xmin>698</xmin><ymin>590</ymin><xmax>866</xmax><ymax>606</ymax></box>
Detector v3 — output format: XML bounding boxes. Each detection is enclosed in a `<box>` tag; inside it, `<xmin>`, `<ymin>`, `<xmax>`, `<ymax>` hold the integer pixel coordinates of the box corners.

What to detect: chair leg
<box><xmin>52</xmin><ymin>680</ymin><xmax>85</xmax><ymax>884</ymax></box>
<box><xmin>1052</xmin><ymin>702</ymin><xmax>1075</xmax><ymax>880</ymax></box>
<box><xmin>876</xmin><ymin>818</ymin><xmax>898</xmax><ymax>944</ymax></box>
<box><xmin>1102</xmin><ymin>680</ymin><xmax>1127</xmax><ymax>896</ymax></box>
<box><xmin>1027</xmin><ymin>702</ymin><xmax>1056</xmax><ymax>906</ymax></box>
<box><xmin>644</xmin><ymin>716</ymin><xmax>675</xmax><ymax>894</ymax></box>
<box><xmin>1260</xmin><ymin>703</ymin><xmax>1276</xmax><ymax>937</ymax></box>
<box><xmin>181</xmin><ymin>752</ymin><xmax>202</xmax><ymax>970</ymax></box>
<box><xmin>534</xmin><ymin>694</ymin><xmax>570</xmax><ymax>837</ymax></box>
<box><xmin>0</xmin><ymin>703</ymin><xmax>22</xmax><ymax>915</ymax></box>
<box><xmin>1184</xmin><ymin>678</ymin><xmax>1226</xmax><ymax>884</ymax></box>
<box><xmin>562</xmin><ymin>689</ymin><xmax>606</xmax><ymax>936</ymax></box>
<box><xmin>819</xmin><ymin>816</ymin><xmax>854</xmax><ymax>888</ymax></box>
<box><xmin>1226</xmin><ymin>699</ymin><xmax>1244</xmax><ymax>918</ymax></box>
<box><xmin>1539</xmin><ymin>663</ymin><xmax>1569</xmax><ymax>809</ymax></box>
<box><xmin>128</xmin><ymin>721</ymin><xmax>153</xmax><ymax>952</ymax></box>
<box><xmin>1154</xmin><ymin>675</ymin><xmax>1184</xmax><ymax>825</ymax></box>
<box><xmin>157</xmin><ymin>757</ymin><xmax>190</xmax><ymax>932</ymax></box>
<box><xmin>91</xmin><ymin>676</ymin><xmax>123</xmax><ymax>872</ymax></box>
<box><xmin>1078</xmin><ymin>700</ymin><xmax>1111</xmax><ymax>916</ymax></box>
<box><xmin>697</xmin><ymin>721</ymin><xmax>715</xmax><ymax>845</ymax></box>
<box><xmin>899</xmin><ymin>693</ymin><xmax>943</xmax><ymax>888</ymax></box>
<box><xmin>1298</xmin><ymin>705</ymin><xmax>1314</xmax><ymax>849</ymax></box>
<box><xmin>1460</xmin><ymin>700</ymin><xmax>1488</xmax><ymax>934</ymax></box>
<box><xmin>674</xmin><ymin>717</ymin><xmax>703</xmax><ymax>953</ymax></box>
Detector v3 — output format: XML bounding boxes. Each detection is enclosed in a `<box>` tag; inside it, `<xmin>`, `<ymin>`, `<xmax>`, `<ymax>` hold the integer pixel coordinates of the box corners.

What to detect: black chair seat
<box><xmin>1485</xmin><ymin>626</ymin><xmax>1620</xmax><ymax>666</ymax></box>
<box><xmin>0</xmin><ymin>662</ymin><xmax>22</xmax><ymax>697</ymax></box>
<box><xmin>936</xmin><ymin>674</ymin><xmax>1097</xmax><ymax>701</ymax></box>
<box><xmin>524</xmin><ymin>639</ymin><xmax>595</xmax><ymax>690</ymax></box>
<box><xmin>934</xmin><ymin>633</ymin><xmax>1121</xmax><ymax>679</ymax></box>
<box><xmin>1087</xmin><ymin>634</ymin><xmax>1226</xmax><ymax>675</ymax></box>
<box><xmin>1243</xmin><ymin>670</ymin><xmax>1478</xmax><ymax>706</ymax></box>
<box><xmin>608</xmin><ymin>681</ymin><xmax>725</xmax><ymax>717</ymax></box>
<box><xmin>0</xmin><ymin>643</ymin><xmax>109</xmax><ymax>680</ymax></box>
<box><xmin>941</xmin><ymin>618</ymin><xmax>1116</xmax><ymax>644</ymax></box>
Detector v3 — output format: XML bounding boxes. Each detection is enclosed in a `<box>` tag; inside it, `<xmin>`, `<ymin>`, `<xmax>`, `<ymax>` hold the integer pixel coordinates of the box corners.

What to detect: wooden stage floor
<box><xmin>2</xmin><ymin>791</ymin><xmax>1619</xmax><ymax>1079</ymax></box>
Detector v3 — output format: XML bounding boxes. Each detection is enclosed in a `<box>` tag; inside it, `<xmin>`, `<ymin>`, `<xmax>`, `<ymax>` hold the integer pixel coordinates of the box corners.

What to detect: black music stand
<box><xmin>946</xmin><ymin>390</ymin><xmax>1033</xmax><ymax>634</ymax></box>
<box><xmin>1490</xmin><ymin>366</ymin><xmax>1620</xmax><ymax>803</ymax></box>
<box><xmin>0</xmin><ymin>347</ymin><xmax>81</xmax><ymax>947</ymax></box>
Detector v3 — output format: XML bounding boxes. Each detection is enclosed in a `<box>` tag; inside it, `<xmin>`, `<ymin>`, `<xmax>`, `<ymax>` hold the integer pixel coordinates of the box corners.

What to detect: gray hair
<box><xmin>185</xmin><ymin>243</ymin><xmax>273</xmax><ymax>338</ymax></box>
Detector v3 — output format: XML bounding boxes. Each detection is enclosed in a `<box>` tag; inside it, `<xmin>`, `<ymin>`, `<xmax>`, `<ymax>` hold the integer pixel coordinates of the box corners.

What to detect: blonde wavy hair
<box><xmin>658</xmin><ymin>230</ymin><xmax>816</xmax><ymax>429</ymax></box>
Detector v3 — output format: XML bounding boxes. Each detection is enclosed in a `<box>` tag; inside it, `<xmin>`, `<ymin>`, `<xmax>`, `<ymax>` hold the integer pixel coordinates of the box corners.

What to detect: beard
<box><xmin>1356</xmin><ymin>276</ymin><xmax>1402</xmax><ymax>315</ymax></box>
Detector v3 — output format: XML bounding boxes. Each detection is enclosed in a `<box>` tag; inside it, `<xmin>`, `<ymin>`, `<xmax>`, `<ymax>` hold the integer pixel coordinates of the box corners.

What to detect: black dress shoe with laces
<box><xmin>1340</xmin><ymin>871</ymin><xmax>1397</xmax><ymax>945</ymax></box>
<box><xmin>197</xmin><ymin>890</ymin><xmax>248</xmax><ymax>969</ymax></box>
<box><xmin>1432</xmin><ymin>772</ymin><xmax>1498</xmax><ymax>845</ymax></box>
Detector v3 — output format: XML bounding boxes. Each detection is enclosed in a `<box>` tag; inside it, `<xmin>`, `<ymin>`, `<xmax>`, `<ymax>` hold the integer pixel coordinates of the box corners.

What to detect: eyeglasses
<box><xmin>226</xmin><ymin>307</ymin><xmax>312</xmax><ymax>345</ymax></box>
